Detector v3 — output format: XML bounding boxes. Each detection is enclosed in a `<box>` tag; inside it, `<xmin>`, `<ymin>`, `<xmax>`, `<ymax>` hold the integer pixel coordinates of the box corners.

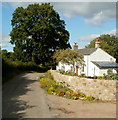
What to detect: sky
<box><xmin>1</xmin><ymin>1</ymin><xmax>117</xmax><ymax>52</ymax></box>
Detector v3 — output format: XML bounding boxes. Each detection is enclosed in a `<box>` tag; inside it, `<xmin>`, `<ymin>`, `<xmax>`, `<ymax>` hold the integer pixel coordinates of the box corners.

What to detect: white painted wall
<box><xmin>56</xmin><ymin>62</ymin><xmax>73</xmax><ymax>72</ymax></box>
<box><xmin>100</xmin><ymin>69</ymin><xmax>108</xmax><ymax>75</ymax></box>
<box><xmin>80</xmin><ymin>55</ymin><xmax>100</xmax><ymax>77</ymax></box>
<box><xmin>90</xmin><ymin>48</ymin><xmax>116</xmax><ymax>62</ymax></box>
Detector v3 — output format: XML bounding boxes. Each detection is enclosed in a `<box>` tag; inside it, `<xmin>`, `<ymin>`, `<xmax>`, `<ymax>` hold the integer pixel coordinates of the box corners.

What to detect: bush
<box><xmin>103</xmin><ymin>70</ymin><xmax>118</xmax><ymax>80</ymax></box>
<box><xmin>84</xmin><ymin>95</ymin><xmax>95</xmax><ymax>101</ymax></box>
<box><xmin>2</xmin><ymin>58</ymin><xmax>49</xmax><ymax>84</ymax></box>
<box><xmin>58</xmin><ymin>69</ymin><xmax>65</xmax><ymax>74</ymax></box>
<box><xmin>97</xmin><ymin>76</ymin><xmax>103</xmax><ymax>79</ymax></box>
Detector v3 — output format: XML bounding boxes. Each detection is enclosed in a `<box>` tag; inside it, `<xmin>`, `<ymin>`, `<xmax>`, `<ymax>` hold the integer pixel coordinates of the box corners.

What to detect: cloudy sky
<box><xmin>1</xmin><ymin>2</ymin><xmax>117</xmax><ymax>51</ymax></box>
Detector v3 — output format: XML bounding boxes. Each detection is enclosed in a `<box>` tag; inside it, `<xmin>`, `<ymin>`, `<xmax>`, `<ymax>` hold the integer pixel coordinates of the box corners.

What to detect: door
<box><xmin>76</xmin><ymin>66</ymin><xmax>78</xmax><ymax>76</ymax></box>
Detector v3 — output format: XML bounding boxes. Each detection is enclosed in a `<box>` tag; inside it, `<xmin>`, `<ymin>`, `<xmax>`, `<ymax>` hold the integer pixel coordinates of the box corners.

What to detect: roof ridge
<box><xmin>78</xmin><ymin>48</ymin><xmax>97</xmax><ymax>55</ymax></box>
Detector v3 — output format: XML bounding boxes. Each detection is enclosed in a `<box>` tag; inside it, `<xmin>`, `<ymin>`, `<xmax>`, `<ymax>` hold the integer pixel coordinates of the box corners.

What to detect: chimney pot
<box><xmin>95</xmin><ymin>39</ymin><xmax>100</xmax><ymax>48</ymax></box>
<box><xmin>73</xmin><ymin>43</ymin><xmax>78</xmax><ymax>50</ymax></box>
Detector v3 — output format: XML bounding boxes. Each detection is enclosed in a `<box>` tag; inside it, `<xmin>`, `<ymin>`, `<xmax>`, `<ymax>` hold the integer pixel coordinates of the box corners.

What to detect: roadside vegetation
<box><xmin>103</xmin><ymin>70</ymin><xmax>118</xmax><ymax>80</ymax></box>
<box><xmin>39</xmin><ymin>71</ymin><xmax>95</xmax><ymax>101</ymax></box>
<box><xmin>2</xmin><ymin>50</ymin><xmax>50</xmax><ymax>84</ymax></box>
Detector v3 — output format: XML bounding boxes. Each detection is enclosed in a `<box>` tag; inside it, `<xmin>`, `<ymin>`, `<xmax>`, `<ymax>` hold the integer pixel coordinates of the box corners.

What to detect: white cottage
<box><xmin>56</xmin><ymin>40</ymin><xmax>118</xmax><ymax>77</ymax></box>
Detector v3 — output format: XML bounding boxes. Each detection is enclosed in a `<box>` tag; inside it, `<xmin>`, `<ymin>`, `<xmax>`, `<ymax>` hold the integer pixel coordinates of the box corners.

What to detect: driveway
<box><xmin>2</xmin><ymin>73</ymin><xmax>116</xmax><ymax>118</ymax></box>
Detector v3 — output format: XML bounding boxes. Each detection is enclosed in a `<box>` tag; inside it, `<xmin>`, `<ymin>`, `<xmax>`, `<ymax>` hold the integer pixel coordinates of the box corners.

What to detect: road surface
<box><xmin>2</xmin><ymin>73</ymin><xmax>116</xmax><ymax>118</ymax></box>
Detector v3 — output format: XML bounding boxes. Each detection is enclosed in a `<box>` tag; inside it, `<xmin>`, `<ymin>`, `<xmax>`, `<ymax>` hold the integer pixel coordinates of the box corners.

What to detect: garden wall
<box><xmin>50</xmin><ymin>70</ymin><xmax>117</xmax><ymax>102</ymax></box>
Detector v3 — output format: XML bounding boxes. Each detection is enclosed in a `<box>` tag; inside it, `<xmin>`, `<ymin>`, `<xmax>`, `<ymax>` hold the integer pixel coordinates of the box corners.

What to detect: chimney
<box><xmin>95</xmin><ymin>39</ymin><xmax>100</xmax><ymax>48</ymax></box>
<box><xmin>72</xmin><ymin>43</ymin><xmax>78</xmax><ymax>50</ymax></box>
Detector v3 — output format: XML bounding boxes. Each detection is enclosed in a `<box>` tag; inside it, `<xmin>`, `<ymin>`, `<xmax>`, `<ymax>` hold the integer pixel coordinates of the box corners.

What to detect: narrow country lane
<box><xmin>2</xmin><ymin>73</ymin><xmax>116</xmax><ymax>119</ymax></box>
<box><xmin>2</xmin><ymin>73</ymin><xmax>52</xmax><ymax>118</ymax></box>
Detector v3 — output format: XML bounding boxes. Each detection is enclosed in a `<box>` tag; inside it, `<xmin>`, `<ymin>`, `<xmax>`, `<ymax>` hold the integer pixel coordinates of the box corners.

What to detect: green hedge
<box><xmin>2</xmin><ymin>58</ymin><xmax>50</xmax><ymax>84</ymax></box>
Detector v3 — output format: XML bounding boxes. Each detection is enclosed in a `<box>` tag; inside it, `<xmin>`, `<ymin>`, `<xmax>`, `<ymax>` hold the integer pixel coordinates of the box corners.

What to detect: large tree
<box><xmin>10</xmin><ymin>3</ymin><xmax>71</xmax><ymax>65</ymax></box>
<box><xmin>86</xmin><ymin>34</ymin><xmax>118</xmax><ymax>63</ymax></box>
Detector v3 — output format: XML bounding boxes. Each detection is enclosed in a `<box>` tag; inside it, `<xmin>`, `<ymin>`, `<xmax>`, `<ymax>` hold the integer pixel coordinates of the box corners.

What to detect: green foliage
<box><xmin>10</xmin><ymin>3</ymin><xmax>71</xmax><ymax>65</ymax></box>
<box><xmin>86</xmin><ymin>34</ymin><xmax>118</xmax><ymax>62</ymax></box>
<box><xmin>53</xmin><ymin>49</ymin><xmax>84</xmax><ymax>72</ymax></box>
<box><xmin>64</xmin><ymin>70</ymin><xmax>76</xmax><ymax>76</ymax></box>
<box><xmin>58</xmin><ymin>69</ymin><xmax>76</xmax><ymax>76</ymax></box>
<box><xmin>58</xmin><ymin>69</ymin><xmax>65</xmax><ymax>74</ymax></box>
<box><xmin>1</xmin><ymin>49</ymin><xmax>15</xmax><ymax>61</ymax></box>
<box><xmin>84</xmin><ymin>95</ymin><xmax>95</xmax><ymax>101</ymax></box>
<box><xmin>107</xmin><ymin>70</ymin><xmax>118</xmax><ymax>80</ymax></box>
<box><xmin>96</xmin><ymin>76</ymin><xmax>103</xmax><ymax>80</ymax></box>
<box><xmin>2</xmin><ymin>58</ymin><xmax>50</xmax><ymax>84</ymax></box>
<box><xmin>79</xmin><ymin>73</ymin><xmax>86</xmax><ymax>78</ymax></box>
<box><xmin>93</xmin><ymin>76</ymin><xmax>103</xmax><ymax>79</ymax></box>
<box><xmin>102</xmin><ymin>70</ymin><xmax>118</xmax><ymax>80</ymax></box>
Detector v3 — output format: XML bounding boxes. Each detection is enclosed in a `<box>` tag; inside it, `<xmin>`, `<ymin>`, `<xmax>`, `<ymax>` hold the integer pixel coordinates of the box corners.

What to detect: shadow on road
<box><xmin>2</xmin><ymin>73</ymin><xmax>39</xmax><ymax>119</ymax></box>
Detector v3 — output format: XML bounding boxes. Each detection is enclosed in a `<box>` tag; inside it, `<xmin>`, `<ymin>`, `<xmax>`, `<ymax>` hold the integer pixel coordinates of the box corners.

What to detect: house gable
<box><xmin>90</xmin><ymin>48</ymin><xmax>116</xmax><ymax>62</ymax></box>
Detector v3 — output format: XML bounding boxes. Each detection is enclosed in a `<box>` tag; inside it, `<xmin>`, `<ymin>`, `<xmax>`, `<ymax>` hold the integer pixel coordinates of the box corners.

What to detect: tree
<box><xmin>86</xmin><ymin>34</ymin><xmax>118</xmax><ymax>63</ymax></box>
<box><xmin>10</xmin><ymin>3</ymin><xmax>71</xmax><ymax>65</ymax></box>
<box><xmin>1</xmin><ymin>49</ymin><xmax>15</xmax><ymax>61</ymax></box>
<box><xmin>53</xmin><ymin>49</ymin><xmax>84</xmax><ymax>72</ymax></box>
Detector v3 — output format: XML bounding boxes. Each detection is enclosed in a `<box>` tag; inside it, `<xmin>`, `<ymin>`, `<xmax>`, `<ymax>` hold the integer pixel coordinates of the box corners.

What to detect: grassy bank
<box><xmin>2</xmin><ymin>59</ymin><xmax>50</xmax><ymax>84</ymax></box>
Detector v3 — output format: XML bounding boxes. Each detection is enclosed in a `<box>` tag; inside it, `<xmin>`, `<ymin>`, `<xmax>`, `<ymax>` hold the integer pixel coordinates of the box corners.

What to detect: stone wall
<box><xmin>50</xmin><ymin>70</ymin><xmax>117</xmax><ymax>102</ymax></box>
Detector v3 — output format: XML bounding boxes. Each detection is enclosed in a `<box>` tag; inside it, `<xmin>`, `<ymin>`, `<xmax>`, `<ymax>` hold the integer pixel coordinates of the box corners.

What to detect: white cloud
<box><xmin>2</xmin><ymin>34</ymin><xmax>11</xmax><ymax>42</ymax></box>
<box><xmin>4</xmin><ymin>2</ymin><xmax>116</xmax><ymax>26</ymax></box>
<box><xmin>104</xmin><ymin>29</ymin><xmax>118</xmax><ymax>35</ymax></box>
<box><xmin>79</xmin><ymin>29</ymin><xmax>117</xmax><ymax>41</ymax></box>
<box><xmin>79</xmin><ymin>34</ymin><xmax>100</xmax><ymax>41</ymax></box>
<box><xmin>53</xmin><ymin>2</ymin><xmax>116</xmax><ymax>26</ymax></box>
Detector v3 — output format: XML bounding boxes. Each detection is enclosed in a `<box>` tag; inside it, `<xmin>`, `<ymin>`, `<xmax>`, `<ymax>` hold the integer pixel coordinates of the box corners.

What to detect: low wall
<box><xmin>50</xmin><ymin>70</ymin><xmax>117</xmax><ymax>102</ymax></box>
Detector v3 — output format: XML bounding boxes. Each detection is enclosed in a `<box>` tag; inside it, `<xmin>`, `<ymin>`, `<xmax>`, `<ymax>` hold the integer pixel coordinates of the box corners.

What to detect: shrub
<box><xmin>79</xmin><ymin>93</ymin><xmax>86</xmax><ymax>98</ymax></box>
<box><xmin>84</xmin><ymin>95</ymin><xmax>95</xmax><ymax>101</ymax></box>
<box><xmin>97</xmin><ymin>76</ymin><xmax>103</xmax><ymax>79</ymax></box>
<box><xmin>103</xmin><ymin>70</ymin><xmax>118</xmax><ymax>80</ymax></box>
<box><xmin>59</xmin><ymin>69</ymin><xmax>65</xmax><ymax>74</ymax></box>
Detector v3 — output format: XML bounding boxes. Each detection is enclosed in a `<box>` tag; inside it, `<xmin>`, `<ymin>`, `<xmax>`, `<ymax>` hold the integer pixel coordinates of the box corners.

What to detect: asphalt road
<box><xmin>2</xmin><ymin>73</ymin><xmax>116</xmax><ymax>119</ymax></box>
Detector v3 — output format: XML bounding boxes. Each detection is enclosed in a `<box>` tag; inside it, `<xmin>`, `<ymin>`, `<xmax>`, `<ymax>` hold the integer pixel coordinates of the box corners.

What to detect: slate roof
<box><xmin>78</xmin><ymin>48</ymin><xmax>97</xmax><ymax>55</ymax></box>
<box><xmin>92</xmin><ymin>61</ymin><xmax>118</xmax><ymax>69</ymax></box>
